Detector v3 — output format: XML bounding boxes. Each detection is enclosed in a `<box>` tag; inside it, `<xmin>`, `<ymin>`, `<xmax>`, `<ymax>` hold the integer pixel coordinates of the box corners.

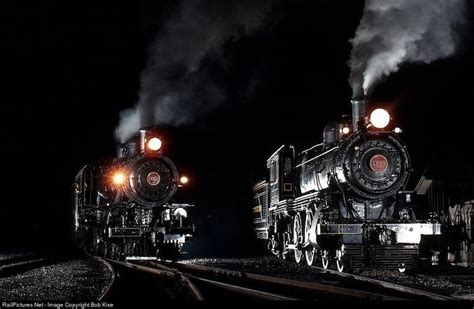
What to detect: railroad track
<box><xmin>93</xmin><ymin>256</ymin><xmax>116</xmax><ymax>301</ymax></box>
<box><xmin>94</xmin><ymin>256</ymin><xmax>474</xmax><ymax>302</ymax></box>
<box><xmin>165</xmin><ymin>261</ymin><xmax>443</xmax><ymax>301</ymax></box>
<box><xmin>102</xmin><ymin>257</ymin><xmax>455</xmax><ymax>301</ymax></box>
<box><xmin>104</xmin><ymin>258</ymin><xmax>295</xmax><ymax>300</ymax></box>
<box><xmin>0</xmin><ymin>254</ymin><xmax>56</xmax><ymax>277</ymax></box>
<box><xmin>310</xmin><ymin>266</ymin><xmax>456</xmax><ymax>301</ymax></box>
<box><xmin>148</xmin><ymin>260</ymin><xmax>296</xmax><ymax>300</ymax></box>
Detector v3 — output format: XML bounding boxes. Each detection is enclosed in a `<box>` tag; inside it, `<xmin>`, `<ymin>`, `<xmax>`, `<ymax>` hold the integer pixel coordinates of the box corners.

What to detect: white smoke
<box><xmin>349</xmin><ymin>0</ymin><xmax>465</xmax><ymax>98</ymax></box>
<box><xmin>115</xmin><ymin>0</ymin><xmax>272</xmax><ymax>142</ymax></box>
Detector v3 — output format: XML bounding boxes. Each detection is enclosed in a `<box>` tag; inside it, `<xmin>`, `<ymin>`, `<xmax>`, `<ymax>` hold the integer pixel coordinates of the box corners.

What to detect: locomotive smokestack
<box><xmin>351</xmin><ymin>97</ymin><xmax>367</xmax><ymax>130</ymax></box>
<box><xmin>116</xmin><ymin>143</ymin><xmax>127</xmax><ymax>159</ymax></box>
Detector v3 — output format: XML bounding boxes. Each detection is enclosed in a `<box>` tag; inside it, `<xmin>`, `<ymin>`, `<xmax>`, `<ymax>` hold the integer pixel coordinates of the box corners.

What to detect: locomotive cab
<box><xmin>267</xmin><ymin>145</ymin><xmax>295</xmax><ymax>206</ymax></box>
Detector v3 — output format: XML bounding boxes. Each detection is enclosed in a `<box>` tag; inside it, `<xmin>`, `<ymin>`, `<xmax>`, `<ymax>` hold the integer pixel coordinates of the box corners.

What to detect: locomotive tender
<box><xmin>252</xmin><ymin>98</ymin><xmax>441</xmax><ymax>271</ymax></box>
<box><xmin>73</xmin><ymin>127</ymin><xmax>194</xmax><ymax>259</ymax></box>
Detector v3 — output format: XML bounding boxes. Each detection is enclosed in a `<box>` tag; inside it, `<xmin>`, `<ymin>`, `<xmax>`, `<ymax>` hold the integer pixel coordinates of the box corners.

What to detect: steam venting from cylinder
<box><xmin>114</xmin><ymin>0</ymin><xmax>272</xmax><ymax>142</ymax></box>
<box><xmin>348</xmin><ymin>0</ymin><xmax>465</xmax><ymax>98</ymax></box>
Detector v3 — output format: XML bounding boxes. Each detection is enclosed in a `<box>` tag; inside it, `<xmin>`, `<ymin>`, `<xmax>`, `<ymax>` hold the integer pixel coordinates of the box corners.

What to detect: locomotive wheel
<box><xmin>281</xmin><ymin>232</ymin><xmax>293</xmax><ymax>261</ymax></box>
<box><xmin>305</xmin><ymin>209</ymin><xmax>316</xmax><ymax>266</ymax></box>
<box><xmin>305</xmin><ymin>247</ymin><xmax>317</xmax><ymax>266</ymax></box>
<box><xmin>293</xmin><ymin>213</ymin><xmax>304</xmax><ymax>263</ymax></box>
<box><xmin>398</xmin><ymin>263</ymin><xmax>406</xmax><ymax>273</ymax></box>
<box><xmin>336</xmin><ymin>259</ymin><xmax>344</xmax><ymax>272</ymax></box>
<box><xmin>268</xmin><ymin>236</ymin><xmax>281</xmax><ymax>257</ymax></box>
<box><xmin>321</xmin><ymin>249</ymin><xmax>330</xmax><ymax>269</ymax></box>
<box><xmin>336</xmin><ymin>244</ymin><xmax>346</xmax><ymax>272</ymax></box>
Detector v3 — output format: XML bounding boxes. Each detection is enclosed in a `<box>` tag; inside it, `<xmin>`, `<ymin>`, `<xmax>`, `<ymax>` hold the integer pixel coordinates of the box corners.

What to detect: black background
<box><xmin>1</xmin><ymin>1</ymin><xmax>473</xmax><ymax>257</ymax></box>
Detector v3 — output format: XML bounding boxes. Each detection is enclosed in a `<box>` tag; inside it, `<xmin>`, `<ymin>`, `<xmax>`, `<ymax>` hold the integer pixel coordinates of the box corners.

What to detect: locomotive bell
<box><xmin>323</xmin><ymin>122</ymin><xmax>337</xmax><ymax>144</ymax></box>
<box><xmin>351</xmin><ymin>97</ymin><xmax>367</xmax><ymax>130</ymax></box>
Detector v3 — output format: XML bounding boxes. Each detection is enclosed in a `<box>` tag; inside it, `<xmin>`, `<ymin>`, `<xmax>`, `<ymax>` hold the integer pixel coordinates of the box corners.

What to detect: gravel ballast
<box><xmin>0</xmin><ymin>257</ymin><xmax>112</xmax><ymax>301</ymax></box>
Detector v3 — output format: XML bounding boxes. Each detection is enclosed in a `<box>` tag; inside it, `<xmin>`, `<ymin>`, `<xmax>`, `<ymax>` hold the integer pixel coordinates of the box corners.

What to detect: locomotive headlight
<box><xmin>113</xmin><ymin>172</ymin><xmax>125</xmax><ymax>185</ymax></box>
<box><xmin>370</xmin><ymin>108</ymin><xmax>390</xmax><ymax>129</ymax></box>
<box><xmin>147</xmin><ymin>137</ymin><xmax>162</xmax><ymax>151</ymax></box>
<box><xmin>173</xmin><ymin>207</ymin><xmax>188</xmax><ymax>218</ymax></box>
<box><xmin>180</xmin><ymin>176</ymin><xmax>189</xmax><ymax>185</ymax></box>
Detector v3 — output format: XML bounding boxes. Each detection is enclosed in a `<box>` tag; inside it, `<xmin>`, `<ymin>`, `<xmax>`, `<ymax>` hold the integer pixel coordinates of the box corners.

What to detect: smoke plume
<box><xmin>349</xmin><ymin>0</ymin><xmax>465</xmax><ymax>98</ymax></box>
<box><xmin>115</xmin><ymin>0</ymin><xmax>272</xmax><ymax>142</ymax></box>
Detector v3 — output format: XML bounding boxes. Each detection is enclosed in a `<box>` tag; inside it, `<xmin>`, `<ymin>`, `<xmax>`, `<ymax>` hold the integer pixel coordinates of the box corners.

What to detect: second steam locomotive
<box><xmin>252</xmin><ymin>98</ymin><xmax>441</xmax><ymax>271</ymax></box>
<box><xmin>73</xmin><ymin>127</ymin><xmax>194</xmax><ymax>260</ymax></box>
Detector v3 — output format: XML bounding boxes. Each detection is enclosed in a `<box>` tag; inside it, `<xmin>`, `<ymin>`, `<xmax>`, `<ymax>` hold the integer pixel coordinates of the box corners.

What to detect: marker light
<box><xmin>113</xmin><ymin>172</ymin><xmax>125</xmax><ymax>185</ymax></box>
<box><xmin>394</xmin><ymin>127</ymin><xmax>402</xmax><ymax>134</ymax></box>
<box><xmin>370</xmin><ymin>108</ymin><xmax>390</xmax><ymax>129</ymax></box>
<box><xmin>147</xmin><ymin>137</ymin><xmax>162</xmax><ymax>151</ymax></box>
<box><xmin>342</xmin><ymin>126</ymin><xmax>350</xmax><ymax>134</ymax></box>
<box><xmin>180</xmin><ymin>176</ymin><xmax>189</xmax><ymax>185</ymax></box>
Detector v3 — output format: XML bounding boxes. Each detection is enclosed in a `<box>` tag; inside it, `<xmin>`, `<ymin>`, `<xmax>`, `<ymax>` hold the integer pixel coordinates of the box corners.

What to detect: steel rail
<box><xmin>111</xmin><ymin>258</ymin><xmax>295</xmax><ymax>301</ymax></box>
<box><xmin>94</xmin><ymin>256</ymin><xmax>116</xmax><ymax>301</ymax></box>
<box><xmin>149</xmin><ymin>261</ymin><xmax>204</xmax><ymax>300</ymax></box>
<box><xmin>149</xmin><ymin>261</ymin><xmax>298</xmax><ymax>301</ymax></box>
<box><xmin>188</xmin><ymin>275</ymin><xmax>298</xmax><ymax>301</ymax></box>
<box><xmin>311</xmin><ymin>266</ymin><xmax>456</xmax><ymax>301</ymax></box>
<box><xmin>0</xmin><ymin>257</ymin><xmax>52</xmax><ymax>277</ymax></box>
<box><xmin>0</xmin><ymin>254</ymin><xmax>41</xmax><ymax>267</ymax></box>
<box><xmin>172</xmin><ymin>261</ymin><xmax>407</xmax><ymax>300</ymax></box>
<box><xmin>106</xmin><ymin>258</ymin><xmax>205</xmax><ymax>300</ymax></box>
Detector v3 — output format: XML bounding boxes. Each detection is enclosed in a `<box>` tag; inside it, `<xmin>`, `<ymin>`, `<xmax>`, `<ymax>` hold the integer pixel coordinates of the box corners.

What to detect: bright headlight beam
<box><xmin>147</xmin><ymin>137</ymin><xmax>162</xmax><ymax>151</ymax></box>
<box><xmin>370</xmin><ymin>108</ymin><xmax>390</xmax><ymax>129</ymax></box>
<box><xmin>113</xmin><ymin>173</ymin><xmax>125</xmax><ymax>185</ymax></box>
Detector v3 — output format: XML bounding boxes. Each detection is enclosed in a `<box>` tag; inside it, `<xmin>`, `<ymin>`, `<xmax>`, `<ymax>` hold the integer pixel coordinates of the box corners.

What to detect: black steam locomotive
<box><xmin>252</xmin><ymin>98</ymin><xmax>441</xmax><ymax>271</ymax></box>
<box><xmin>73</xmin><ymin>127</ymin><xmax>194</xmax><ymax>260</ymax></box>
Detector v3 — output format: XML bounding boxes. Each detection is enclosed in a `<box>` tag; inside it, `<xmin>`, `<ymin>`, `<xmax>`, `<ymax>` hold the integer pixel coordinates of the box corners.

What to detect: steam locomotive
<box><xmin>252</xmin><ymin>98</ymin><xmax>441</xmax><ymax>271</ymax></box>
<box><xmin>73</xmin><ymin>127</ymin><xmax>194</xmax><ymax>260</ymax></box>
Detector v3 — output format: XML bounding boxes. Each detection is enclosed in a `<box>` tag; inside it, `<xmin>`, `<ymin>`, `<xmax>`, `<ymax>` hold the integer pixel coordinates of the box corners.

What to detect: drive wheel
<box><xmin>305</xmin><ymin>208</ymin><xmax>316</xmax><ymax>266</ymax></box>
<box><xmin>306</xmin><ymin>247</ymin><xmax>317</xmax><ymax>266</ymax></box>
<box><xmin>293</xmin><ymin>213</ymin><xmax>304</xmax><ymax>263</ymax></box>
<box><xmin>321</xmin><ymin>249</ymin><xmax>330</xmax><ymax>269</ymax></box>
<box><xmin>336</xmin><ymin>259</ymin><xmax>344</xmax><ymax>272</ymax></box>
<box><xmin>336</xmin><ymin>244</ymin><xmax>346</xmax><ymax>272</ymax></box>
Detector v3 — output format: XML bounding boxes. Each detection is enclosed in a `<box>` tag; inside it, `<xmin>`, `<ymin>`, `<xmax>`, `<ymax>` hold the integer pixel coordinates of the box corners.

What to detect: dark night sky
<box><xmin>1</xmin><ymin>1</ymin><xmax>473</xmax><ymax>256</ymax></box>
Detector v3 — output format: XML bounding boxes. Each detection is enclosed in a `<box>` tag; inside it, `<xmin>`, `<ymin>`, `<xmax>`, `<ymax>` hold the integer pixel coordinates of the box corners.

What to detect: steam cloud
<box><xmin>349</xmin><ymin>0</ymin><xmax>465</xmax><ymax>98</ymax></box>
<box><xmin>115</xmin><ymin>0</ymin><xmax>272</xmax><ymax>142</ymax></box>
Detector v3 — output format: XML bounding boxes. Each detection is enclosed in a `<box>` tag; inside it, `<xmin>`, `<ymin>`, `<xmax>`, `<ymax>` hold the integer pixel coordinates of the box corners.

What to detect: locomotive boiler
<box><xmin>252</xmin><ymin>98</ymin><xmax>441</xmax><ymax>271</ymax></box>
<box><xmin>73</xmin><ymin>127</ymin><xmax>194</xmax><ymax>259</ymax></box>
